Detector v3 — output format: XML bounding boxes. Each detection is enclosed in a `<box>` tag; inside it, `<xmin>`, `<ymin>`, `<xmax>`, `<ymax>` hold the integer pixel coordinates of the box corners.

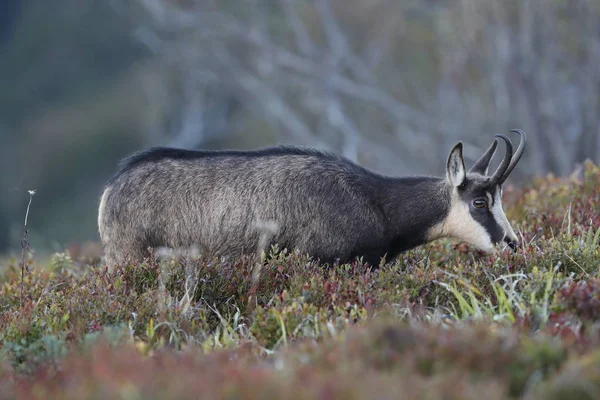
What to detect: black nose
<box><xmin>504</xmin><ymin>237</ymin><xmax>518</xmax><ymax>252</ymax></box>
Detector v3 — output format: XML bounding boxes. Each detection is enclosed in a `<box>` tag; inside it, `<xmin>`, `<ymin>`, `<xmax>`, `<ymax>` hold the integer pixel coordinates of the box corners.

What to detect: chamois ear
<box><xmin>446</xmin><ymin>142</ymin><xmax>466</xmax><ymax>187</ymax></box>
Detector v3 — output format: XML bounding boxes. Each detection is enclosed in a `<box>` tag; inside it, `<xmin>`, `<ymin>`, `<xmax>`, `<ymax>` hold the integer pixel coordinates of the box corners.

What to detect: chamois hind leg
<box><xmin>101</xmin><ymin>233</ymin><xmax>152</xmax><ymax>270</ymax></box>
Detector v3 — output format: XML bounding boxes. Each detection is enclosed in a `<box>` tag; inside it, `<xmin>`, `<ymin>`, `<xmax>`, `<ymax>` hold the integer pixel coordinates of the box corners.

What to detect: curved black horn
<box><xmin>499</xmin><ymin>129</ymin><xmax>527</xmax><ymax>183</ymax></box>
<box><xmin>469</xmin><ymin>139</ymin><xmax>498</xmax><ymax>175</ymax></box>
<box><xmin>489</xmin><ymin>134</ymin><xmax>513</xmax><ymax>185</ymax></box>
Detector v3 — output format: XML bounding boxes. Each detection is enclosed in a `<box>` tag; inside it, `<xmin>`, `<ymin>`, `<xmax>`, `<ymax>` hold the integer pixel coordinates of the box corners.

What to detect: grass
<box><xmin>0</xmin><ymin>161</ymin><xmax>600</xmax><ymax>399</ymax></box>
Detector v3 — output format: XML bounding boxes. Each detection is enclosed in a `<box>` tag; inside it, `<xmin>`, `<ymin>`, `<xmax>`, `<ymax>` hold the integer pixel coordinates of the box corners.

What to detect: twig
<box><xmin>20</xmin><ymin>190</ymin><xmax>36</xmax><ymax>307</ymax></box>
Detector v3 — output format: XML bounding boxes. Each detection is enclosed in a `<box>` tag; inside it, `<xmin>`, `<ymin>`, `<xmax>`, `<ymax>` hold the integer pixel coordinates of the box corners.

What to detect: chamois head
<box><xmin>433</xmin><ymin>129</ymin><xmax>526</xmax><ymax>253</ymax></box>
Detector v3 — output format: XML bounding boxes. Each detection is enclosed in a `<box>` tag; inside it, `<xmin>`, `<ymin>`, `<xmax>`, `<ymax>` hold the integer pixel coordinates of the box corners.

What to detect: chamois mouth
<box><xmin>503</xmin><ymin>237</ymin><xmax>519</xmax><ymax>252</ymax></box>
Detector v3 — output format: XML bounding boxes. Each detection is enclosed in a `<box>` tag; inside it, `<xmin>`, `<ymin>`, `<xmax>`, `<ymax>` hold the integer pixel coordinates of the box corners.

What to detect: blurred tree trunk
<box><xmin>0</xmin><ymin>0</ymin><xmax>21</xmax><ymax>48</ymax></box>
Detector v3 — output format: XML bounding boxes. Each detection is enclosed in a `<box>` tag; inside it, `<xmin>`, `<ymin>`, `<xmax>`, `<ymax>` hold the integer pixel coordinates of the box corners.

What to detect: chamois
<box><xmin>98</xmin><ymin>129</ymin><xmax>526</xmax><ymax>266</ymax></box>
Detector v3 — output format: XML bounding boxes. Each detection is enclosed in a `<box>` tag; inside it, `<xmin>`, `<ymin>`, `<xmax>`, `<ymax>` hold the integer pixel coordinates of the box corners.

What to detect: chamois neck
<box><xmin>378</xmin><ymin>176</ymin><xmax>450</xmax><ymax>253</ymax></box>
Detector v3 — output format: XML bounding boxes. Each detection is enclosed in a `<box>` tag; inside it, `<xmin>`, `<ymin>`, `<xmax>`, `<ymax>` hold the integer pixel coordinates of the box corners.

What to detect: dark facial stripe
<box><xmin>469</xmin><ymin>207</ymin><xmax>504</xmax><ymax>244</ymax></box>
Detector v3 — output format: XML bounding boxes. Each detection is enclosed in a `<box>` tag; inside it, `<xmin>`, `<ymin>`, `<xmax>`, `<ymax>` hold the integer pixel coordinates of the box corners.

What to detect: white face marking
<box><xmin>428</xmin><ymin>187</ymin><xmax>495</xmax><ymax>252</ymax></box>
<box><xmin>490</xmin><ymin>186</ymin><xmax>518</xmax><ymax>244</ymax></box>
<box><xmin>486</xmin><ymin>192</ymin><xmax>493</xmax><ymax>205</ymax></box>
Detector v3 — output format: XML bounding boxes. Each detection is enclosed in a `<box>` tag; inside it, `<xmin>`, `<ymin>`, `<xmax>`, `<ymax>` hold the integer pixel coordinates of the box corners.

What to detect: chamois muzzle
<box><xmin>489</xmin><ymin>129</ymin><xmax>527</xmax><ymax>186</ymax></box>
<box><xmin>504</xmin><ymin>237</ymin><xmax>519</xmax><ymax>252</ymax></box>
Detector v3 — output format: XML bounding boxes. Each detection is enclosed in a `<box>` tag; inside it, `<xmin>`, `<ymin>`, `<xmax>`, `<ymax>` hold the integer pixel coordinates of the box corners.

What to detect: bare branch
<box><xmin>282</xmin><ymin>0</ymin><xmax>316</xmax><ymax>56</ymax></box>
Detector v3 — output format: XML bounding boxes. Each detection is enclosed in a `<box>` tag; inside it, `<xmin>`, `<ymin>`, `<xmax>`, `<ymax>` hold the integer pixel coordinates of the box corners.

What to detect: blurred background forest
<box><xmin>1</xmin><ymin>0</ymin><xmax>599</xmax><ymax>258</ymax></box>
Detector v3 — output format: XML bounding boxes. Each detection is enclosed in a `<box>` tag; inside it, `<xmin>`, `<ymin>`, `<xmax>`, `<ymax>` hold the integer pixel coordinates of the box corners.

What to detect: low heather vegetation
<box><xmin>0</xmin><ymin>161</ymin><xmax>599</xmax><ymax>399</ymax></box>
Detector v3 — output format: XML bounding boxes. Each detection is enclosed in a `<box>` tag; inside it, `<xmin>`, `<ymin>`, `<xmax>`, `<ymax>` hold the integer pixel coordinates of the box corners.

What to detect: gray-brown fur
<box><xmin>98</xmin><ymin>130</ymin><xmax>526</xmax><ymax>267</ymax></box>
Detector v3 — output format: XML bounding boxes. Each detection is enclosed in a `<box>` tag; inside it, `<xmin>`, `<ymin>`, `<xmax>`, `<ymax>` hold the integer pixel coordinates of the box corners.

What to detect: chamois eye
<box><xmin>473</xmin><ymin>199</ymin><xmax>488</xmax><ymax>209</ymax></box>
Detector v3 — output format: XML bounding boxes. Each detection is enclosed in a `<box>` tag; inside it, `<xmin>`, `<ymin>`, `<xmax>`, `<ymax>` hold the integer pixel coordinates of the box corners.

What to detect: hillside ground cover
<box><xmin>0</xmin><ymin>161</ymin><xmax>599</xmax><ymax>399</ymax></box>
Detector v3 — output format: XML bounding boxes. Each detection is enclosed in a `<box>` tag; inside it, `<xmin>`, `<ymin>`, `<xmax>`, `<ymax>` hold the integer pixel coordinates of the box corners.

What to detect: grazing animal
<box><xmin>98</xmin><ymin>129</ymin><xmax>526</xmax><ymax>267</ymax></box>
